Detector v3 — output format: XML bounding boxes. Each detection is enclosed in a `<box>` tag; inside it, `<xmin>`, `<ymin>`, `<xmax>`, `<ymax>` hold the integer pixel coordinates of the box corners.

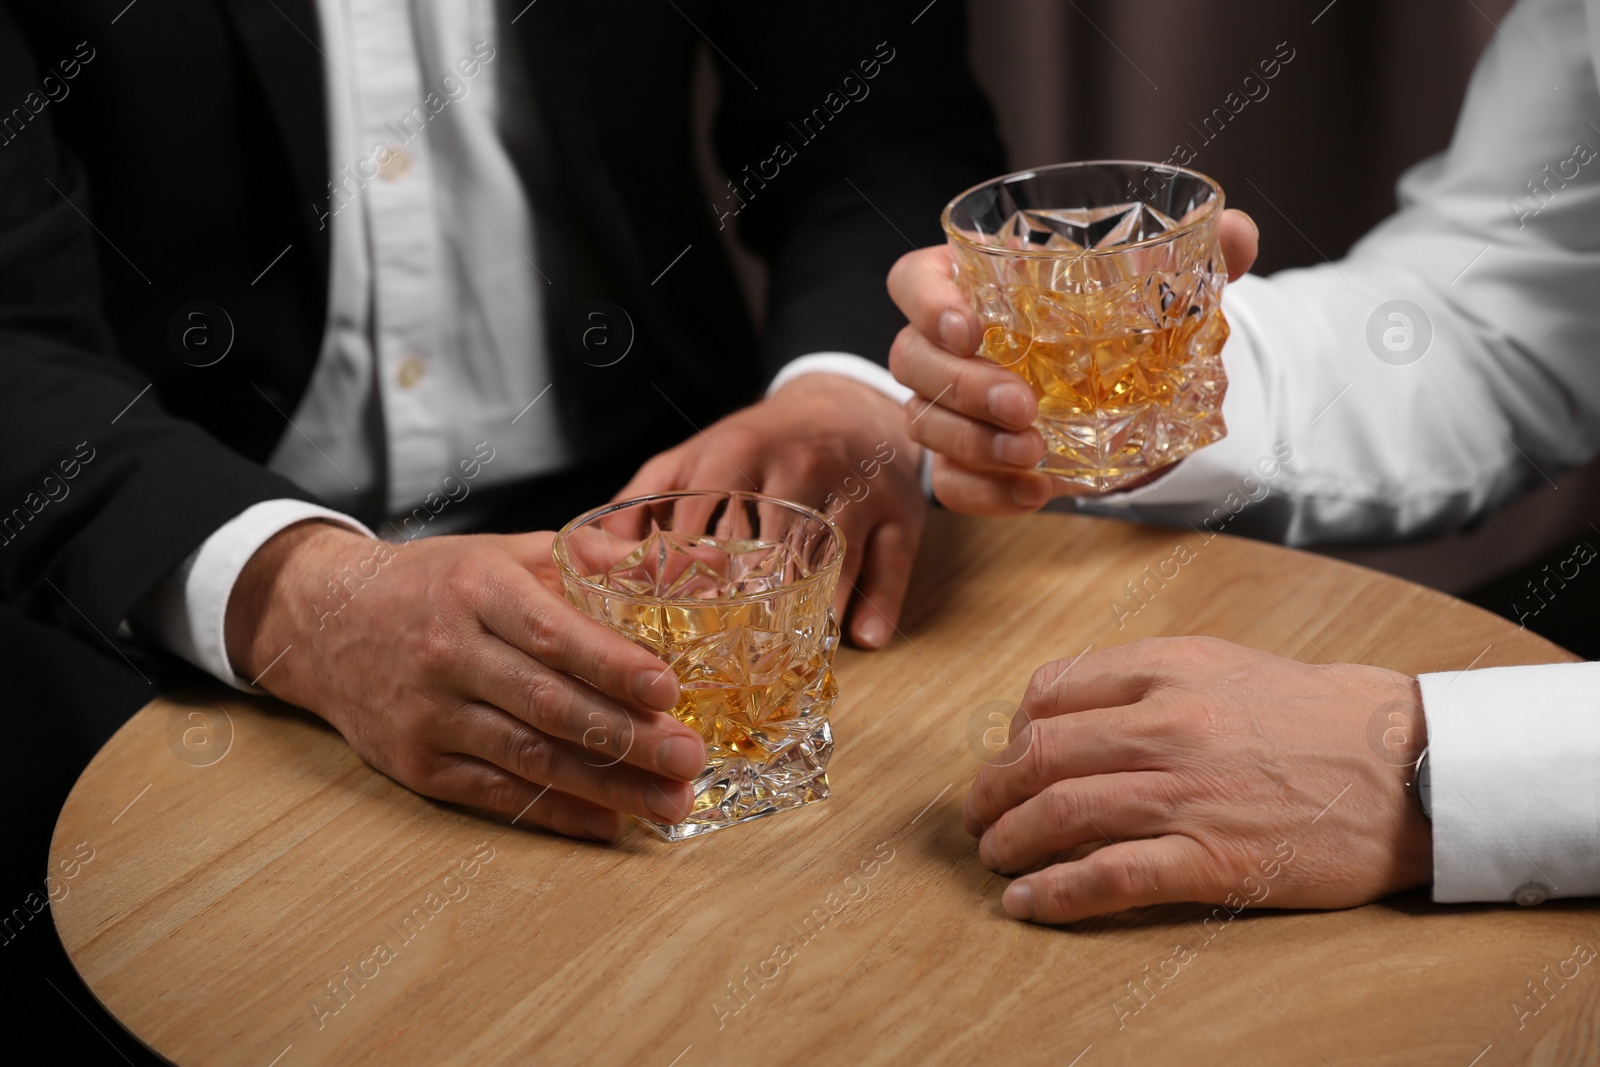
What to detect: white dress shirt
<box><xmin>1085</xmin><ymin>0</ymin><xmax>1600</xmax><ymax>904</ymax></box>
<box><xmin>283</xmin><ymin>0</ymin><xmax>568</xmax><ymax>515</ymax></box>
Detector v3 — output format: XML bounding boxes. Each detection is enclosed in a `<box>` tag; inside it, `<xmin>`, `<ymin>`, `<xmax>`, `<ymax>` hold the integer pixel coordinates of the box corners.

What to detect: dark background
<box><xmin>969</xmin><ymin>0</ymin><xmax>1505</xmax><ymax>278</ymax></box>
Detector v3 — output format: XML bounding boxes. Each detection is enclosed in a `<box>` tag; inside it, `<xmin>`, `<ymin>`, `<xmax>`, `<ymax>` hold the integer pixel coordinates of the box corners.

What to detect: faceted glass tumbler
<box><xmin>943</xmin><ymin>161</ymin><xmax>1231</xmax><ymax>491</ymax></box>
<box><xmin>553</xmin><ymin>492</ymin><xmax>844</xmax><ymax>841</ymax></box>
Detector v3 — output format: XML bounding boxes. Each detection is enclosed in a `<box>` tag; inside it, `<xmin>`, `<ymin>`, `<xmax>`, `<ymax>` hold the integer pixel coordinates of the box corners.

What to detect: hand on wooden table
<box><xmin>965</xmin><ymin>636</ymin><xmax>1432</xmax><ymax>924</ymax></box>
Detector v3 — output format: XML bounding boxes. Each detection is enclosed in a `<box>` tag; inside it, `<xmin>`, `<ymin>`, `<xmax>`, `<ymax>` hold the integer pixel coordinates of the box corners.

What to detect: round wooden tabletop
<box><xmin>51</xmin><ymin>510</ymin><xmax>1597</xmax><ymax>1066</ymax></box>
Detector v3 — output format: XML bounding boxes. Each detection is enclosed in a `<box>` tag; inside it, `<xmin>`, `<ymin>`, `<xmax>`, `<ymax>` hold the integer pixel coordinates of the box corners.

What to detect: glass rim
<box><xmin>940</xmin><ymin>159</ymin><xmax>1227</xmax><ymax>260</ymax></box>
<box><xmin>552</xmin><ymin>490</ymin><xmax>847</xmax><ymax>607</ymax></box>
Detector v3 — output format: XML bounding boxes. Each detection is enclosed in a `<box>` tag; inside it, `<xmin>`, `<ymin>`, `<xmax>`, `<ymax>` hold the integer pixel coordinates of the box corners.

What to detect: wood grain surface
<box><xmin>50</xmin><ymin>510</ymin><xmax>1598</xmax><ymax>1066</ymax></box>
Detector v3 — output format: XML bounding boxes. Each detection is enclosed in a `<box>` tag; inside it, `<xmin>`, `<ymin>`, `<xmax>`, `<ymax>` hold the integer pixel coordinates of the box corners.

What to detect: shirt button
<box><xmin>1513</xmin><ymin>882</ymin><xmax>1549</xmax><ymax>906</ymax></box>
<box><xmin>378</xmin><ymin>147</ymin><xmax>411</xmax><ymax>181</ymax></box>
<box><xmin>395</xmin><ymin>355</ymin><xmax>426</xmax><ymax>388</ymax></box>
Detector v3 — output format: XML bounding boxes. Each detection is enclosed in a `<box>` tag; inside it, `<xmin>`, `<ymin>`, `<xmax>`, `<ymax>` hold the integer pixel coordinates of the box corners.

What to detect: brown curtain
<box><xmin>968</xmin><ymin>0</ymin><xmax>1515</xmax><ymax>275</ymax></box>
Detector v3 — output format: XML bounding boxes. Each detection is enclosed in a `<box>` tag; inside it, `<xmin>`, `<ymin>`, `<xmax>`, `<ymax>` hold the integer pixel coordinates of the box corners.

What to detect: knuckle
<box><xmin>479</xmin><ymin>774</ymin><xmax>527</xmax><ymax>817</ymax></box>
<box><xmin>518</xmin><ymin>670</ymin><xmax>567</xmax><ymax>728</ymax></box>
<box><xmin>1154</xmin><ymin>635</ymin><xmax>1208</xmax><ymax>669</ymax></box>
<box><xmin>1004</xmin><ymin>717</ymin><xmax>1039</xmax><ymax>770</ymax></box>
<box><xmin>969</xmin><ymin>767</ymin><xmax>1002</xmax><ymax>823</ymax></box>
<box><xmin>790</xmin><ymin>446</ymin><xmax>832</xmax><ymax>484</ymax></box>
<box><xmin>1095</xmin><ymin>851</ymin><xmax>1145</xmax><ymax>903</ymax></box>
<box><xmin>1042</xmin><ymin>784</ymin><xmax>1079</xmax><ymax>838</ymax></box>
<box><xmin>520</xmin><ymin>602</ymin><xmax>564</xmax><ymax>665</ymax></box>
<box><xmin>440</xmin><ymin>557</ymin><xmax>487</xmax><ymax>605</ymax></box>
<box><xmin>626</xmin><ymin>455</ymin><xmax>671</xmax><ymax>491</ymax></box>
<box><xmin>647</xmin><ymin>446</ymin><xmax>684</xmax><ymax>472</ymax></box>
<box><xmin>1121</xmin><ymin>638</ymin><xmax>1193</xmax><ymax>693</ymax></box>
<box><xmin>1139</xmin><ymin>773</ymin><xmax>1186</xmax><ymax>816</ymax></box>
<box><xmin>888</xmin><ymin>326</ymin><xmax>917</xmax><ymax>379</ymax></box>
<box><xmin>954</xmin><ymin>359</ymin><xmax>991</xmax><ymax>408</ymax></box>
<box><xmin>1024</xmin><ymin>658</ymin><xmax>1071</xmax><ymax>709</ymax></box>
<box><xmin>392</xmin><ymin>745</ymin><xmax>440</xmax><ymax>786</ymax></box>
<box><xmin>904</xmin><ymin>401</ymin><xmax>935</xmax><ymax>445</ymax></box>
<box><xmin>929</xmin><ymin>464</ymin><xmax>968</xmax><ymax>511</ymax></box>
<box><xmin>417</xmin><ymin>624</ymin><xmax>458</xmax><ymax>673</ymax></box>
<box><xmin>1007</xmin><ymin>705</ymin><xmax>1034</xmax><ymax>748</ymax></box>
<box><xmin>1125</xmin><ymin>703</ymin><xmax>1188</xmax><ymax>754</ymax></box>
<box><xmin>933</xmin><ymin>417</ymin><xmax>970</xmax><ymax>462</ymax></box>
<box><xmin>1127</xmin><ymin>636</ymin><xmax>1171</xmax><ymax>659</ymax></box>
<box><xmin>1018</xmin><ymin>724</ymin><xmax>1053</xmax><ymax>785</ymax></box>
<box><xmin>983</xmin><ymin>816</ymin><xmax>1010</xmax><ymax>857</ymax></box>
<box><xmin>1037</xmin><ymin>870</ymin><xmax>1081</xmax><ymax>918</ymax></box>
<box><xmin>1168</xmin><ymin>635</ymin><xmax>1209</xmax><ymax>662</ymax></box>
<box><xmin>959</xmin><ymin>419</ymin><xmax>995</xmax><ymax>465</ymax></box>
<box><xmin>716</xmin><ymin>424</ymin><xmax>764</xmax><ymax>462</ymax></box>
<box><xmin>504</xmin><ymin>729</ymin><xmax>557</xmax><ymax>784</ymax></box>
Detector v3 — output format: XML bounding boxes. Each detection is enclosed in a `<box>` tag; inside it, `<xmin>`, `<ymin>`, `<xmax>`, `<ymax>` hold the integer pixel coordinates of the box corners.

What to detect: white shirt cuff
<box><xmin>767</xmin><ymin>351</ymin><xmax>931</xmax><ymax>492</ymax></box>
<box><xmin>138</xmin><ymin>500</ymin><xmax>375</xmax><ymax>690</ymax></box>
<box><xmin>1418</xmin><ymin>662</ymin><xmax>1600</xmax><ymax>903</ymax></box>
<box><xmin>767</xmin><ymin>351</ymin><xmax>914</xmax><ymax>405</ymax></box>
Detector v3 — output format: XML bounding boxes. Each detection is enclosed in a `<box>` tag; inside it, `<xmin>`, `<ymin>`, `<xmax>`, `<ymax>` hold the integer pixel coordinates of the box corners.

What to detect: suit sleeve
<box><xmin>0</xmin><ymin>10</ymin><xmax>315</xmax><ymax>654</ymax></box>
<box><xmin>707</xmin><ymin>0</ymin><xmax>1006</xmax><ymax>381</ymax></box>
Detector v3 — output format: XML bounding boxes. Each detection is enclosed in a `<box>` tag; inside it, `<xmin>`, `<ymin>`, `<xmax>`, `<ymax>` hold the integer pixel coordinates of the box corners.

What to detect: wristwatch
<box><xmin>1407</xmin><ymin>748</ymin><xmax>1432</xmax><ymax>821</ymax></box>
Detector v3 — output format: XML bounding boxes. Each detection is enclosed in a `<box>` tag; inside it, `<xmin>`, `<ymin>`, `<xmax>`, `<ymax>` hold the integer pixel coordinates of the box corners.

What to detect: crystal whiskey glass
<box><xmin>554</xmin><ymin>492</ymin><xmax>843</xmax><ymax>840</ymax></box>
<box><xmin>943</xmin><ymin>161</ymin><xmax>1231</xmax><ymax>491</ymax></box>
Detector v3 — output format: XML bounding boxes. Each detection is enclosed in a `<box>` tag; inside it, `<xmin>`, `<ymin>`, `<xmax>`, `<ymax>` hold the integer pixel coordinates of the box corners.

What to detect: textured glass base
<box><xmin>641</xmin><ymin>718</ymin><xmax>833</xmax><ymax>841</ymax></box>
<box><xmin>1037</xmin><ymin>400</ymin><xmax>1228</xmax><ymax>493</ymax></box>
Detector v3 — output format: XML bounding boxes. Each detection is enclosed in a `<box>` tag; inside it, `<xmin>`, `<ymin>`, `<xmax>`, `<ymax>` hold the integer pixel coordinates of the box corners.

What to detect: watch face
<box><xmin>1417</xmin><ymin>750</ymin><xmax>1431</xmax><ymax>820</ymax></box>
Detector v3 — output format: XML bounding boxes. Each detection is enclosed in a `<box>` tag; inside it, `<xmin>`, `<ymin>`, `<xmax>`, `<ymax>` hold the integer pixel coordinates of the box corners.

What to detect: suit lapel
<box><xmin>214</xmin><ymin>0</ymin><xmax>331</xmax><ymax>289</ymax></box>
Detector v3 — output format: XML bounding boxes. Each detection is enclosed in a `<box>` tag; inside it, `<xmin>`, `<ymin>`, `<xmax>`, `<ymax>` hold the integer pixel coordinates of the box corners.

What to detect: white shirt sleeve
<box><xmin>1080</xmin><ymin>0</ymin><xmax>1600</xmax><ymax>545</ymax></box>
<box><xmin>136</xmin><ymin>501</ymin><xmax>374</xmax><ymax>690</ymax></box>
<box><xmin>1419</xmin><ymin>663</ymin><xmax>1600</xmax><ymax>903</ymax></box>
<box><xmin>767</xmin><ymin>351</ymin><xmax>913</xmax><ymax>405</ymax></box>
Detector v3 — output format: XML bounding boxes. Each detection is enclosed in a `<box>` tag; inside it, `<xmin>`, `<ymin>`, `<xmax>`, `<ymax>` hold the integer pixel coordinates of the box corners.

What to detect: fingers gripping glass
<box><xmin>943</xmin><ymin>161</ymin><xmax>1232</xmax><ymax>492</ymax></box>
<box><xmin>554</xmin><ymin>492</ymin><xmax>845</xmax><ymax>841</ymax></box>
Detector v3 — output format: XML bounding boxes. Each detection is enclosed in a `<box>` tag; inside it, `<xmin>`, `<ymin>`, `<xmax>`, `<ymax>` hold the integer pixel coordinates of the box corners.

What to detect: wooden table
<box><xmin>52</xmin><ymin>511</ymin><xmax>1598</xmax><ymax>1066</ymax></box>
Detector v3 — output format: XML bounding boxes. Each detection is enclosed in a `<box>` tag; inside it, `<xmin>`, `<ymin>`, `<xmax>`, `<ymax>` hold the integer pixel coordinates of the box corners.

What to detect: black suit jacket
<box><xmin>0</xmin><ymin>0</ymin><xmax>1003</xmax><ymax>672</ymax></box>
